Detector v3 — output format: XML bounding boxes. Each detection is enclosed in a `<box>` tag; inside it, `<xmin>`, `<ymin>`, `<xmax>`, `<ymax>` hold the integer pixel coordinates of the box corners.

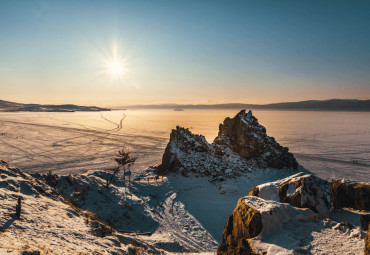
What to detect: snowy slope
<box><xmin>0</xmin><ymin>161</ymin><xmax>219</xmax><ymax>254</ymax></box>
<box><xmin>243</xmin><ymin>196</ymin><xmax>366</xmax><ymax>254</ymax></box>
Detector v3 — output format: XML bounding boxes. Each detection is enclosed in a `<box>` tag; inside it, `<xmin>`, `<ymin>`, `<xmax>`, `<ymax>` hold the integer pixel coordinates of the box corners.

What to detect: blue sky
<box><xmin>1</xmin><ymin>0</ymin><xmax>369</xmax><ymax>106</ymax></box>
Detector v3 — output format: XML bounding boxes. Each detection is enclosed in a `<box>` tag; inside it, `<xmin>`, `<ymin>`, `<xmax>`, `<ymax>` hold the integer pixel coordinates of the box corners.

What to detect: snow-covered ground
<box><xmin>1</xmin><ymin>161</ymin><xmax>367</xmax><ymax>254</ymax></box>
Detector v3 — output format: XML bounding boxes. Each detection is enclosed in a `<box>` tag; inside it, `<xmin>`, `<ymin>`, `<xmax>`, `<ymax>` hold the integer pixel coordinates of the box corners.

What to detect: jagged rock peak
<box><xmin>158</xmin><ymin>125</ymin><xmax>252</xmax><ymax>178</ymax></box>
<box><xmin>159</xmin><ymin>110</ymin><xmax>298</xmax><ymax>178</ymax></box>
<box><xmin>168</xmin><ymin>126</ymin><xmax>210</xmax><ymax>153</ymax></box>
<box><xmin>214</xmin><ymin>110</ymin><xmax>298</xmax><ymax>169</ymax></box>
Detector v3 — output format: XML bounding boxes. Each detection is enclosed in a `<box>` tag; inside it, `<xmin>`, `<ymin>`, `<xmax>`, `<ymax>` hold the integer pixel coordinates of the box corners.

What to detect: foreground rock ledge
<box><xmin>330</xmin><ymin>179</ymin><xmax>370</xmax><ymax>211</ymax></box>
<box><xmin>248</xmin><ymin>172</ymin><xmax>330</xmax><ymax>218</ymax></box>
<box><xmin>158</xmin><ymin>110</ymin><xmax>298</xmax><ymax>178</ymax></box>
<box><xmin>217</xmin><ymin>196</ymin><xmax>317</xmax><ymax>255</ymax></box>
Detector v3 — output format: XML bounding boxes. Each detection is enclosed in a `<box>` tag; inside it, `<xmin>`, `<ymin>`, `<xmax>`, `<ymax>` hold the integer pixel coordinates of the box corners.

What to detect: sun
<box><xmin>107</xmin><ymin>60</ymin><xmax>124</xmax><ymax>77</ymax></box>
<box><xmin>100</xmin><ymin>41</ymin><xmax>131</xmax><ymax>81</ymax></box>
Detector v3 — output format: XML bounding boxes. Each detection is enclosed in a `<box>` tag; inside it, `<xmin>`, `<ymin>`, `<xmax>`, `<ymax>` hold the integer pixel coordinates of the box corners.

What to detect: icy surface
<box><xmin>0</xmin><ymin>110</ymin><xmax>369</xmax><ymax>181</ymax></box>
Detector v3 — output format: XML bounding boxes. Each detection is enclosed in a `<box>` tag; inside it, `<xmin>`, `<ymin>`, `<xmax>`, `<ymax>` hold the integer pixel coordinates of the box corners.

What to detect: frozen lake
<box><xmin>0</xmin><ymin>109</ymin><xmax>369</xmax><ymax>182</ymax></box>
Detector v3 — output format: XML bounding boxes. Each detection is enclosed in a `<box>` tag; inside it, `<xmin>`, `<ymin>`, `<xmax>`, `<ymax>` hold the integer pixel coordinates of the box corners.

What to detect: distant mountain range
<box><xmin>1</xmin><ymin>99</ymin><xmax>369</xmax><ymax>112</ymax></box>
<box><xmin>0</xmin><ymin>100</ymin><xmax>110</xmax><ymax>112</ymax></box>
<box><xmin>121</xmin><ymin>99</ymin><xmax>370</xmax><ymax>111</ymax></box>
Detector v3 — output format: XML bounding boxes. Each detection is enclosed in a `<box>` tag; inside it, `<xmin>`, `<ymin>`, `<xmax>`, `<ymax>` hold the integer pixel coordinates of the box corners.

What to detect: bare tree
<box><xmin>106</xmin><ymin>148</ymin><xmax>137</xmax><ymax>188</ymax></box>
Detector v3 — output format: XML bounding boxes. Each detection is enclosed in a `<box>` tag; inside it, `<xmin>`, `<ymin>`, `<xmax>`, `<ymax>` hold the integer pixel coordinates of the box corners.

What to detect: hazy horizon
<box><xmin>1</xmin><ymin>97</ymin><xmax>370</xmax><ymax>109</ymax></box>
<box><xmin>1</xmin><ymin>1</ymin><xmax>370</xmax><ymax>106</ymax></box>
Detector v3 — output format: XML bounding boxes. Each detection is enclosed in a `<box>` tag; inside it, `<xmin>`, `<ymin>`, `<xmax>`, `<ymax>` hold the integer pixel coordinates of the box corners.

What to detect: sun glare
<box><xmin>107</xmin><ymin>60</ymin><xmax>124</xmax><ymax>77</ymax></box>
<box><xmin>101</xmin><ymin>41</ymin><xmax>130</xmax><ymax>80</ymax></box>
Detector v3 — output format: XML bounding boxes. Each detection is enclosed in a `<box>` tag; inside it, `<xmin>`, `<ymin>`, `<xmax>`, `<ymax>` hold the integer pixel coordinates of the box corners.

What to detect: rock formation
<box><xmin>248</xmin><ymin>172</ymin><xmax>330</xmax><ymax>218</ymax></box>
<box><xmin>217</xmin><ymin>197</ymin><xmax>261</xmax><ymax>255</ymax></box>
<box><xmin>214</xmin><ymin>110</ymin><xmax>298</xmax><ymax>169</ymax></box>
<box><xmin>158</xmin><ymin>126</ymin><xmax>252</xmax><ymax>179</ymax></box>
<box><xmin>158</xmin><ymin>110</ymin><xmax>298</xmax><ymax>178</ymax></box>
<box><xmin>217</xmin><ymin>196</ymin><xmax>317</xmax><ymax>255</ymax></box>
<box><xmin>330</xmin><ymin>179</ymin><xmax>370</xmax><ymax>211</ymax></box>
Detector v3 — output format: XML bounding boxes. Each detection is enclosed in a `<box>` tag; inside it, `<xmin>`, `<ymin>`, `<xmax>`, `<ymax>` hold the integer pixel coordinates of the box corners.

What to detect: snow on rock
<box><xmin>158</xmin><ymin>126</ymin><xmax>253</xmax><ymax>179</ymax></box>
<box><xmin>330</xmin><ymin>179</ymin><xmax>370</xmax><ymax>211</ymax></box>
<box><xmin>158</xmin><ymin>110</ymin><xmax>298</xmax><ymax>179</ymax></box>
<box><xmin>214</xmin><ymin>110</ymin><xmax>298</xmax><ymax>169</ymax></box>
<box><xmin>218</xmin><ymin>195</ymin><xmax>366</xmax><ymax>255</ymax></box>
<box><xmin>248</xmin><ymin>172</ymin><xmax>330</xmax><ymax>218</ymax></box>
<box><xmin>217</xmin><ymin>196</ymin><xmax>317</xmax><ymax>255</ymax></box>
<box><xmin>217</xmin><ymin>196</ymin><xmax>262</xmax><ymax>255</ymax></box>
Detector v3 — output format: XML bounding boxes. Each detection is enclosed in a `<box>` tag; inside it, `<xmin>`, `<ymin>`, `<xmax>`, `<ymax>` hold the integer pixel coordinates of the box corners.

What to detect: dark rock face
<box><xmin>158</xmin><ymin>110</ymin><xmax>298</xmax><ymax>178</ymax></box>
<box><xmin>217</xmin><ymin>195</ymin><xmax>317</xmax><ymax>255</ymax></box>
<box><xmin>361</xmin><ymin>214</ymin><xmax>370</xmax><ymax>230</ymax></box>
<box><xmin>21</xmin><ymin>250</ymin><xmax>41</xmax><ymax>255</ymax></box>
<box><xmin>217</xmin><ymin>197</ymin><xmax>260</xmax><ymax>255</ymax></box>
<box><xmin>330</xmin><ymin>179</ymin><xmax>370</xmax><ymax>211</ymax></box>
<box><xmin>214</xmin><ymin>110</ymin><xmax>297</xmax><ymax>170</ymax></box>
<box><xmin>366</xmin><ymin>226</ymin><xmax>370</xmax><ymax>255</ymax></box>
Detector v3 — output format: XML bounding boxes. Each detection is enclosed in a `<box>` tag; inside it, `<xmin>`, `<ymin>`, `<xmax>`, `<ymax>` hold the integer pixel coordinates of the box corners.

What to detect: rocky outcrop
<box><xmin>330</xmin><ymin>179</ymin><xmax>370</xmax><ymax>211</ymax></box>
<box><xmin>217</xmin><ymin>197</ymin><xmax>261</xmax><ymax>255</ymax></box>
<box><xmin>158</xmin><ymin>126</ymin><xmax>252</xmax><ymax>179</ymax></box>
<box><xmin>217</xmin><ymin>196</ymin><xmax>317</xmax><ymax>255</ymax></box>
<box><xmin>214</xmin><ymin>110</ymin><xmax>298</xmax><ymax>169</ymax></box>
<box><xmin>248</xmin><ymin>173</ymin><xmax>330</xmax><ymax>218</ymax></box>
<box><xmin>158</xmin><ymin>110</ymin><xmax>298</xmax><ymax>178</ymax></box>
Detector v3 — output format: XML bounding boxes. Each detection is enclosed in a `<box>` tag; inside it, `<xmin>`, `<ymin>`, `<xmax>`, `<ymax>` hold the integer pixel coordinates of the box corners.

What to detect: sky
<box><xmin>0</xmin><ymin>0</ymin><xmax>370</xmax><ymax>107</ymax></box>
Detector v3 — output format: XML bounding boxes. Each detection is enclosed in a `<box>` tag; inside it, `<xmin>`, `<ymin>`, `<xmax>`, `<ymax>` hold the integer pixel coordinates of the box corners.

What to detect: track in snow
<box><xmin>158</xmin><ymin>192</ymin><xmax>218</xmax><ymax>252</ymax></box>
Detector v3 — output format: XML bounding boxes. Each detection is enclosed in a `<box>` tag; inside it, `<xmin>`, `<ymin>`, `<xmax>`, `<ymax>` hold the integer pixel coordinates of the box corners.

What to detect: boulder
<box><xmin>158</xmin><ymin>110</ymin><xmax>298</xmax><ymax>178</ymax></box>
<box><xmin>248</xmin><ymin>172</ymin><xmax>330</xmax><ymax>218</ymax></box>
<box><xmin>217</xmin><ymin>197</ymin><xmax>262</xmax><ymax>255</ymax></box>
<box><xmin>214</xmin><ymin>110</ymin><xmax>298</xmax><ymax>169</ymax></box>
<box><xmin>217</xmin><ymin>196</ymin><xmax>317</xmax><ymax>255</ymax></box>
<box><xmin>330</xmin><ymin>179</ymin><xmax>370</xmax><ymax>211</ymax></box>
